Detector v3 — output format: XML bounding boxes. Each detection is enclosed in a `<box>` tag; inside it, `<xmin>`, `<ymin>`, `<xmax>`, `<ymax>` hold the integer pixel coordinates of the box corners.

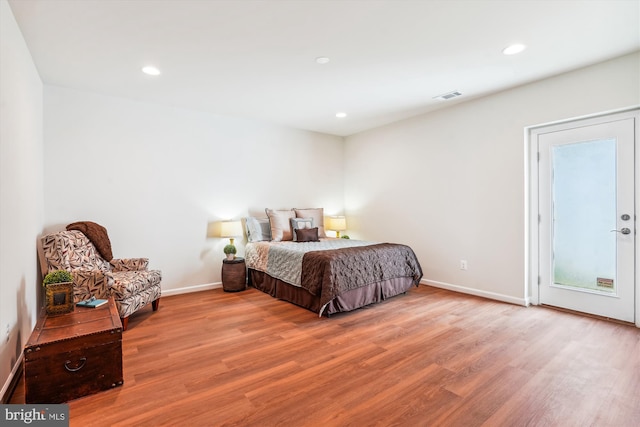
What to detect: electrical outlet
<box><xmin>460</xmin><ymin>260</ymin><xmax>468</xmax><ymax>270</ymax></box>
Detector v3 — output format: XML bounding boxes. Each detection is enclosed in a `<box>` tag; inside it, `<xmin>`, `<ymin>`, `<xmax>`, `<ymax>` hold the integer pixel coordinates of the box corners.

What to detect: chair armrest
<box><xmin>110</xmin><ymin>258</ymin><xmax>149</xmax><ymax>272</ymax></box>
<box><xmin>70</xmin><ymin>269</ymin><xmax>113</xmax><ymax>301</ymax></box>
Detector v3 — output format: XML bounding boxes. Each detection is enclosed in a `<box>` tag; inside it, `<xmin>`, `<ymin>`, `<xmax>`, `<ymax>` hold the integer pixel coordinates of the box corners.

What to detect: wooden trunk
<box><xmin>24</xmin><ymin>298</ymin><xmax>123</xmax><ymax>403</ymax></box>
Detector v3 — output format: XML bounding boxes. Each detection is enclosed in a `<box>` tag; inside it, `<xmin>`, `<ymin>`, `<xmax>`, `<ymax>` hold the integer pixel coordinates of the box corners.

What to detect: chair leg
<box><xmin>120</xmin><ymin>316</ymin><xmax>129</xmax><ymax>331</ymax></box>
<box><xmin>152</xmin><ymin>298</ymin><xmax>160</xmax><ymax>311</ymax></box>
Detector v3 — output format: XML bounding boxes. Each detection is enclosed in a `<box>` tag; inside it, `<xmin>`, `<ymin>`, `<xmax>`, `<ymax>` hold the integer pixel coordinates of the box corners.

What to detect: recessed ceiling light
<box><xmin>336</xmin><ymin>112</ymin><xmax>347</xmax><ymax>118</ymax></box>
<box><xmin>502</xmin><ymin>44</ymin><xmax>526</xmax><ymax>55</ymax></box>
<box><xmin>316</xmin><ymin>57</ymin><xmax>330</xmax><ymax>64</ymax></box>
<box><xmin>142</xmin><ymin>65</ymin><xmax>161</xmax><ymax>76</ymax></box>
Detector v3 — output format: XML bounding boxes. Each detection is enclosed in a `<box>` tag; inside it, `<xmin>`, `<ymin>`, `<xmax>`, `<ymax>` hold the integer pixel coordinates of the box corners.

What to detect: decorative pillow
<box><xmin>265</xmin><ymin>208</ymin><xmax>296</xmax><ymax>241</ymax></box>
<box><xmin>244</xmin><ymin>217</ymin><xmax>272</xmax><ymax>242</ymax></box>
<box><xmin>294</xmin><ymin>208</ymin><xmax>326</xmax><ymax>238</ymax></box>
<box><xmin>290</xmin><ymin>217</ymin><xmax>314</xmax><ymax>241</ymax></box>
<box><xmin>295</xmin><ymin>227</ymin><xmax>319</xmax><ymax>242</ymax></box>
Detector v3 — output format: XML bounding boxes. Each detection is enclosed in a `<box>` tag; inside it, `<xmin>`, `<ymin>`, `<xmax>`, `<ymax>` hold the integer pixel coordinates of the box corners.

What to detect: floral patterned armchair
<box><xmin>38</xmin><ymin>229</ymin><xmax>161</xmax><ymax>330</ymax></box>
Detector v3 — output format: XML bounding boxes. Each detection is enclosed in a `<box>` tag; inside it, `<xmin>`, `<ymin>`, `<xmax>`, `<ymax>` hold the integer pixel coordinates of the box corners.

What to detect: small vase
<box><xmin>226</xmin><ymin>253</ymin><xmax>235</xmax><ymax>261</ymax></box>
<box><xmin>45</xmin><ymin>282</ymin><xmax>74</xmax><ymax>316</ymax></box>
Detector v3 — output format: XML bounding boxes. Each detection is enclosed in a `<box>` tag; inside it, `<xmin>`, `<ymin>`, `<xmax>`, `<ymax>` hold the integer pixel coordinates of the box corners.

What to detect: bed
<box><xmin>243</xmin><ymin>208</ymin><xmax>423</xmax><ymax>316</ymax></box>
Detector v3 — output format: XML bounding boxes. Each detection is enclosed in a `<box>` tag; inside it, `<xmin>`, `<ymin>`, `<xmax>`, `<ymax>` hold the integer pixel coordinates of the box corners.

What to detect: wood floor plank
<box><xmin>8</xmin><ymin>285</ymin><xmax>640</xmax><ymax>426</ymax></box>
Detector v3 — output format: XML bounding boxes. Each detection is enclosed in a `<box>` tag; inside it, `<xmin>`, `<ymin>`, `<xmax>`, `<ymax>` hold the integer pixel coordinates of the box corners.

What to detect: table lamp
<box><xmin>220</xmin><ymin>220</ymin><xmax>243</xmax><ymax>246</ymax></box>
<box><xmin>327</xmin><ymin>216</ymin><xmax>347</xmax><ymax>238</ymax></box>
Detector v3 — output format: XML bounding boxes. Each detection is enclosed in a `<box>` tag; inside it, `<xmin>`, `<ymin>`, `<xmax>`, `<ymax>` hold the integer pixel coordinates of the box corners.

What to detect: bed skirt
<box><xmin>248</xmin><ymin>269</ymin><xmax>416</xmax><ymax>316</ymax></box>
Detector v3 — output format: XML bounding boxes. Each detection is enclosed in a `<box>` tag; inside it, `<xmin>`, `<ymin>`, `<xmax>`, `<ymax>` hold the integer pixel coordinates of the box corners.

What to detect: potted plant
<box><xmin>43</xmin><ymin>270</ymin><xmax>74</xmax><ymax>316</ymax></box>
<box><xmin>224</xmin><ymin>244</ymin><xmax>237</xmax><ymax>260</ymax></box>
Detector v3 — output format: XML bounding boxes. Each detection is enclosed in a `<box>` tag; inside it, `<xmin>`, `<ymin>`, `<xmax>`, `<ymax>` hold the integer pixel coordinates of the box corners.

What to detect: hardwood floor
<box><xmin>9</xmin><ymin>285</ymin><xmax>640</xmax><ymax>426</ymax></box>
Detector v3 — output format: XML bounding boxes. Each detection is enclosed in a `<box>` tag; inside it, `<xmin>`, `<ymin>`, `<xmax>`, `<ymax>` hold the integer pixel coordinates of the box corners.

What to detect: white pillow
<box><xmin>265</xmin><ymin>209</ymin><xmax>296</xmax><ymax>241</ymax></box>
<box><xmin>294</xmin><ymin>208</ymin><xmax>326</xmax><ymax>238</ymax></box>
<box><xmin>244</xmin><ymin>217</ymin><xmax>271</xmax><ymax>242</ymax></box>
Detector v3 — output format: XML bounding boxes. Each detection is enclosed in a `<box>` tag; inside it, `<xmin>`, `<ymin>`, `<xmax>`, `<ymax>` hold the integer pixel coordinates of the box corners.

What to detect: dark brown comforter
<box><xmin>300</xmin><ymin>243</ymin><xmax>423</xmax><ymax>309</ymax></box>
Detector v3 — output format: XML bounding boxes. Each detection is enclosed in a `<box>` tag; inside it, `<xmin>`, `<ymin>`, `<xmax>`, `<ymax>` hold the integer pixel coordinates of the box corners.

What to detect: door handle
<box><xmin>610</xmin><ymin>228</ymin><xmax>631</xmax><ymax>235</ymax></box>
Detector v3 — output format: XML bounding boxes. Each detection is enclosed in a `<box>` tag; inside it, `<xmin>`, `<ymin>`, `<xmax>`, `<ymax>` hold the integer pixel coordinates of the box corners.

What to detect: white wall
<box><xmin>0</xmin><ymin>0</ymin><xmax>44</xmax><ymax>399</ymax></box>
<box><xmin>3</xmin><ymin>0</ymin><xmax>637</xmax><ymax>397</ymax></box>
<box><xmin>344</xmin><ymin>52</ymin><xmax>640</xmax><ymax>305</ymax></box>
<box><xmin>43</xmin><ymin>86</ymin><xmax>344</xmax><ymax>293</ymax></box>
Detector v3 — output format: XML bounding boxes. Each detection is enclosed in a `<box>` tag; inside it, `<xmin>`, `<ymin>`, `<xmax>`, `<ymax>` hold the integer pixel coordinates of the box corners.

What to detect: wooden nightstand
<box><xmin>222</xmin><ymin>257</ymin><xmax>246</xmax><ymax>292</ymax></box>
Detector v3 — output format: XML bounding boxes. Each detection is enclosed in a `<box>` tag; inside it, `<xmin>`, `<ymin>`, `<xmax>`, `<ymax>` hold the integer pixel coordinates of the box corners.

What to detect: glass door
<box><xmin>537</xmin><ymin>117</ymin><xmax>635</xmax><ymax>322</ymax></box>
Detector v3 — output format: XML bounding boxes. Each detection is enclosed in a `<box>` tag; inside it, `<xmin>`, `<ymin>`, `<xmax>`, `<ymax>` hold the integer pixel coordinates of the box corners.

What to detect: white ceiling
<box><xmin>8</xmin><ymin>0</ymin><xmax>640</xmax><ymax>136</ymax></box>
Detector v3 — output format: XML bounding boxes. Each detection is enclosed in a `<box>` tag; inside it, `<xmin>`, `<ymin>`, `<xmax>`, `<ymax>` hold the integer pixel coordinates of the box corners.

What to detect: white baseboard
<box><xmin>1</xmin><ymin>353</ymin><xmax>23</xmax><ymax>404</ymax></box>
<box><xmin>165</xmin><ymin>280</ymin><xmax>531</xmax><ymax>306</ymax></box>
<box><xmin>422</xmin><ymin>279</ymin><xmax>529</xmax><ymax>307</ymax></box>
<box><xmin>161</xmin><ymin>282</ymin><xmax>222</xmax><ymax>297</ymax></box>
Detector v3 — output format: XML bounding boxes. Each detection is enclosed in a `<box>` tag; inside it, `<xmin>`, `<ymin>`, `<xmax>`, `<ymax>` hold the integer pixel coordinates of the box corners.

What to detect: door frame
<box><xmin>526</xmin><ymin>106</ymin><xmax>640</xmax><ymax>327</ymax></box>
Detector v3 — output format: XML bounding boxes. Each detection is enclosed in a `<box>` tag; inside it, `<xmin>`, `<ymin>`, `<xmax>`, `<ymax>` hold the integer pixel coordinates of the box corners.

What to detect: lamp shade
<box><xmin>327</xmin><ymin>216</ymin><xmax>347</xmax><ymax>231</ymax></box>
<box><xmin>220</xmin><ymin>220</ymin><xmax>243</xmax><ymax>238</ymax></box>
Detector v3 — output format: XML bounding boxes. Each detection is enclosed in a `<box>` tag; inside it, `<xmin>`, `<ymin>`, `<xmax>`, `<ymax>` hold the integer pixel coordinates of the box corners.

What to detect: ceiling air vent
<box><xmin>433</xmin><ymin>91</ymin><xmax>462</xmax><ymax>101</ymax></box>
